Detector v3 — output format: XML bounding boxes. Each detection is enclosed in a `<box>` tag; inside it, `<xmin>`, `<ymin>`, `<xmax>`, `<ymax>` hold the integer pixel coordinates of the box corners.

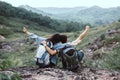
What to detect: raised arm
<box><xmin>71</xmin><ymin>25</ymin><xmax>90</xmax><ymax>46</ymax></box>
<box><xmin>23</xmin><ymin>27</ymin><xmax>46</xmax><ymax>45</ymax></box>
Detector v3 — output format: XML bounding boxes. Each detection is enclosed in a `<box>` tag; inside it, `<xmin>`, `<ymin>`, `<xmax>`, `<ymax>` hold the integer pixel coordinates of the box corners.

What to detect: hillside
<box><xmin>0</xmin><ymin>21</ymin><xmax>120</xmax><ymax>79</ymax></box>
<box><xmin>19</xmin><ymin>5</ymin><xmax>51</xmax><ymax>16</ymax></box>
<box><xmin>0</xmin><ymin>1</ymin><xmax>120</xmax><ymax>80</ymax></box>
<box><xmin>21</xmin><ymin>5</ymin><xmax>120</xmax><ymax>25</ymax></box>
<box><xmin>0</xmin><ymin>1</ymin><xmax>86</xmax><ymax>33</ymax></box>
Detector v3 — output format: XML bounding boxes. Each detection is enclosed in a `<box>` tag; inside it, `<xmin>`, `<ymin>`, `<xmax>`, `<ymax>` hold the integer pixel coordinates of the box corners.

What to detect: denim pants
<box><xmin>77</xmin><ymin>50</ymin><xmax>84</xmax><ymax>62</ymax></box>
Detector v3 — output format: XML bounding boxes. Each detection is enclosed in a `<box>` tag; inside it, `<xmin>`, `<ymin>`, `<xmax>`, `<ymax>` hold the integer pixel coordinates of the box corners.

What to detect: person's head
<box><xmin>47</xmin><ymin>33</ymin><xmax>61</xmax><ymax>45</ymax></box>
<box><xmin>47</xmin><ymin>33</ymin><xmax>67</xmax><ymax>45</ymax></box>
<box><xmin>60</xmin><ymin>35</ymin><xmax>67</xmax><ymax>43</ymax></box>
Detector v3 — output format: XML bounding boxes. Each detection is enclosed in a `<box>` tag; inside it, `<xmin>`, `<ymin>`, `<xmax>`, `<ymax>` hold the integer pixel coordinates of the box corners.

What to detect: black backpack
<box><xmin>59</xmin><ymin>45</ymin><xmax>79</xmax><ymax>71</ymax></box>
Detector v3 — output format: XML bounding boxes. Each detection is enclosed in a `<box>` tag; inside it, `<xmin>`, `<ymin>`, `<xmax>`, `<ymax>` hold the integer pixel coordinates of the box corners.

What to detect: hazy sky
<box><xmin>1</xmin><ymin>0</ymin><xmax>120</xmax><ymax>8</ymax></box>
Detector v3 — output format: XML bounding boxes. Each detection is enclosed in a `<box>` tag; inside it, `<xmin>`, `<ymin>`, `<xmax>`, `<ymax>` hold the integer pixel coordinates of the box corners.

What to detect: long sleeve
<box><xmin>29</xmin><ymin>33</ymin><xmax>46</xmax><ymax>45</ymax></box>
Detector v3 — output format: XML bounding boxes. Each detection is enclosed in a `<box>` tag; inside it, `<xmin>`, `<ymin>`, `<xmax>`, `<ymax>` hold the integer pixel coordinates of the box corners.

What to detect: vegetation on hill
<box><xmin>0</xmin><ymin>1</ymin><xmax>88</xmax><ymax>32</ymax></box>
<box><xmin>22</xmin><ymin>5</ymin><xmax>120</xmax><ymax>26</ymax></box>
<box><xmin>0</xmin><ymin>1</ymin><xmax>120</xmax><ymax>77</ymax></box>
<box><xmin>0</xmin><ymin>20</ymin><xmax>120</xmax><ymax>71</ymax></box>
<box><xmin>77</xmin><ymin>21</ymin><xmax>120</xmax><ymax>70</ymax></box>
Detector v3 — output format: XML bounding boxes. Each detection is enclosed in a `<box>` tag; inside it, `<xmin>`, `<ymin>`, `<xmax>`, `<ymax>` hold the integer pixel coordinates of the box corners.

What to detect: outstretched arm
<box><xmin>71</xmin><ymin>25</ymin><xmax>90</xmax><ymax>46</ymax></box>
<box><xmin>23</xmin><ymin>27</ymin><xmax>46</xmax><ymax>45</ymax></box>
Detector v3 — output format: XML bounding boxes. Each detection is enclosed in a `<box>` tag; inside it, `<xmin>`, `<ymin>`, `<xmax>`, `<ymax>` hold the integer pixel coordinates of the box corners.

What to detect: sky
<box><xmin>1</xmin><ymin>0</ymin><xmax>120</xmax><ymax>8</ymax></box>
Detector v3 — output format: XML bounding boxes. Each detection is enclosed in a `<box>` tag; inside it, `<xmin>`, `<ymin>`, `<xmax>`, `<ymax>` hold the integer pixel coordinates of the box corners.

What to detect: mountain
<box><xmin>0</xmin><ymin>1</ymin><xmax>86</xmax><ymax>33</ymax></box>
<box><xmin>20</xmin><ymin>5</ymin><xmax>120</xmax><ymax>25</ymax></box>
<box><xmin>19</xmin><ymin>5</ymin><xmax>52</xmax><ymax>16</ymax></box>
<box><xmin>75</xmin><ymin>6</ymin><xmax>120</xmax><ymax>25</ymax></box>
<box><xmin>37</xmin><ymin>7</ymin><xmax>87</xmax><ymax>14</ymax></box>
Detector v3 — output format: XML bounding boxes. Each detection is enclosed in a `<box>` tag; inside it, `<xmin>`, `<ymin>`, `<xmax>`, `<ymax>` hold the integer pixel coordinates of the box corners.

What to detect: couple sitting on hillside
<box><xmin>23</xmin><ymin>25</ymin><xmax>90</xmax><ymax>71</ymax></box>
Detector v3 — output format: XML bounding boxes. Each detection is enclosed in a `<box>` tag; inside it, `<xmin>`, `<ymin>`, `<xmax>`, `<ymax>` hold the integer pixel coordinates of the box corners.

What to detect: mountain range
<box><xmin>20</xmin><ymin>5</ymin><xmax>120</xmax><ymax>25</ymax></box>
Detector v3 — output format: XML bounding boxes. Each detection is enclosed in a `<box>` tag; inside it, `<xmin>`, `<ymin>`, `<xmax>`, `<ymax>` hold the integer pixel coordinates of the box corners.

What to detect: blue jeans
<box><xmin>77</xmin><ymin>50</ymin><xmax>84</xmax><ymax>62</ymax></box>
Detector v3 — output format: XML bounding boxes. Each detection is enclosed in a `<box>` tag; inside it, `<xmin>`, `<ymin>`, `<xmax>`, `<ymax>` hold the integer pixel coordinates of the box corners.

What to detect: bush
<box><xmin>0</xmin><ymin>60</ymin><xmax>12</xmax><ymax>70</ymax></box>
<box><xmin>0</xmin><ymin>28</ymin><xmax>13</xmax><ymax>37</ymax></box>
<box><xmin>118</xmin><ymin>19</ymin><xmax>120</xmax><ymax>22</ymax></box>
<box><xmin>113</xmin><ymin>35</ymin><xmax>120</xmax><ymax>42</ymax></box>
<box><xmin>100</xmin><ymin>34</ymin><xmax>105</xmax><ymax>41</ymax></box>
<box><xmin>104</xmin><ymin>34</ymin><xmax>120</xmax><ymax>46</ymax></box>
<box><xmin>102</xmin><ymin>45</ymin><xmax>120</xmax><ymax>70</ymax></box>
<box><xmin>0</xmin><ymin>72</ymin><xmax>22</xmax><ymax>80</ymax></box>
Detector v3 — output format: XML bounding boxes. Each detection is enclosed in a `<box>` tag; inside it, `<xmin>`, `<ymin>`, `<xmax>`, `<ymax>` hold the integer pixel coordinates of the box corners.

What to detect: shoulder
<box><xmin>53</xmin><ymin>42</ymin><xmax>66</xmax><ymax>49</ymax></box>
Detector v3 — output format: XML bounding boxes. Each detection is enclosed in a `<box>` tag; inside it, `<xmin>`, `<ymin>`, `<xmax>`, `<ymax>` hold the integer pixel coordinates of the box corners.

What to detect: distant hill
<box><xmin>21</xmin><ymin>5</ymin><xmax>120</xmax><ymax>25</ymax></box>
<box><xmin>75</xmin><ymin>6</ymin><xmax>120</xmax><ymax>25</ymax></box>
<box><xmin>19</xmin><ymin>5</ymin><xmax>52</xmax><ymax>16</ymax></box>
<box><xmin>37</xmin><ymin>7</ymin><xmax>87</xmax><ymax>14</ymax></box>
<box><xmin>0</xmin><ymin>1</ymin><xmax>86</xmax><ymax>33</ymax></box>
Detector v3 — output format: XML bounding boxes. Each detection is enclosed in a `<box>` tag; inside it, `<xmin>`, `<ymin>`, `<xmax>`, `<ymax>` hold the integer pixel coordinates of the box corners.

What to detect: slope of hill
<box><xmin>19</xmin><ymin>5</ymin><xmax>51</xmax><ymax>16</ymax></box>
<box><xmin>0</xmin><ymin>1</ymin><xmax>87</xmax><ymax>32</ymax></box>
<box><xmin>0</xmin><ymin>21</ymin><xmax>120</xmax><ymax>80</ymax></box>
<box><xmin>0</xmin><ymin>1</ymin><xmax>120</xmax><ymax>80</ymax></box>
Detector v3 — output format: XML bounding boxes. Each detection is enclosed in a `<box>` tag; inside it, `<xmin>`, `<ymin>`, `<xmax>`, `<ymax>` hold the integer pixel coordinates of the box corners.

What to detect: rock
<box><xmin>113</xmin><ymin>77</ymin><xmax>119</xmax><ymax>80</ymax></box>
<box><xmin>0</xmin><ymin>35</ymin><xmax>5</xmax><ymax>40</ymax></box>
<box><xmin>109</xmin><ymin>72</ymin><xmax>119</xmax><ymax>77</ymax></box>
<box><xmin>0</xmin><ymin>71</ymin><xmax>14</xmax><ymax>76</ymax></box>
<box><xmin>1</xmin><ymin>66</ymin><xmax>120</xmax><ymax>80</ymax></box>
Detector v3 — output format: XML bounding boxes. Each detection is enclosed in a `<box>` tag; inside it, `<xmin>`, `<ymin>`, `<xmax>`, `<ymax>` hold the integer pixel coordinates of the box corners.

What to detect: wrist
<box><xmin>43</xmin><ymin>44</ymin><xmax>47</xmax><ymax>47</ymax></box>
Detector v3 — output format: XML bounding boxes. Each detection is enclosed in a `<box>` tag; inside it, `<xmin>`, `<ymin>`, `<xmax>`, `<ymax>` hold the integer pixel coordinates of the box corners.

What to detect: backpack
<box><xmin>35</xmin><ymin>41</ymin><xmax>53</xmax><ymax>67</ymax></box>
<box><xmin>59</xmin><ymin>45</ymin><xmax>79</xmax><ymax>71</ymax></box>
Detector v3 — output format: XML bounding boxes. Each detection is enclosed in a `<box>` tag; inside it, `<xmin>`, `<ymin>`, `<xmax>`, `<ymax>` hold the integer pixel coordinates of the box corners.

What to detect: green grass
<box><xmin>0</xmin><ymin>15</ymin><xmax>120</xmax><ymax>70</ymax></box>
<box><xmin>77</xmin><ymin>21</ymin><xmax>120</xmax><ymax>49</ymax></box>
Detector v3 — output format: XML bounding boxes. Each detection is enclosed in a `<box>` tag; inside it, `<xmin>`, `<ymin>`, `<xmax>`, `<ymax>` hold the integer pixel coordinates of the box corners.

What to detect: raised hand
<box><xmin>23</xmin><ymin>27</ymin><xmax>28</xmax><ymax>33</ymax></box>
<box><xmin>85</xmin><ymin>25</ymin><xmax>90</xmax><ymax>30</ymax></box>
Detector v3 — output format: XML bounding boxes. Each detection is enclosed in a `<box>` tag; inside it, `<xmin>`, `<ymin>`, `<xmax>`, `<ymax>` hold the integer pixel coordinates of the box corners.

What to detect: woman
<box><xmin>23</xmin><ymin>27</ymin><xmax>66</xmax><ymax>67</ymax></box>
<box><xmin>41</xmin><ymin>25</ymin><xmax>90</xmax><ymax>65</ymax></box>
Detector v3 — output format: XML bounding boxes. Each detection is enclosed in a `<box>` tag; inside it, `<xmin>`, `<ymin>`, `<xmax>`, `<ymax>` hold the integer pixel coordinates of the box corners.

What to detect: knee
<box><xmin>77</xmin><ymin>50</ymin><xmax>84</xmax><ymax>61</ymax></box>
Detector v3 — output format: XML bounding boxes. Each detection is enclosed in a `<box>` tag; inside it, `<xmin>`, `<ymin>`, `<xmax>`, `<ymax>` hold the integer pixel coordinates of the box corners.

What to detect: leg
<box><xmin>77</xmin><ymin>50</ymin><xmax>84</xmax><ymax>62</ymax></box>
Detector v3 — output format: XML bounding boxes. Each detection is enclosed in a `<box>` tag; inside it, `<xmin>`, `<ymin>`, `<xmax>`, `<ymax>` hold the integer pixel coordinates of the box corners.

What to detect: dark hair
<box><xmin>47</xmin><ymin>33</ymin><xmax>61</xmax><ymax>45</ymax></box>
<box><xmin>60</xmin><ymin>35</ymin><xmax>67</xmax><ymax>43</ymax></box>
<box><xmin>47</xmin><ymin>33</ymin><xmax>67</xmax><ymax>45</ymax></box>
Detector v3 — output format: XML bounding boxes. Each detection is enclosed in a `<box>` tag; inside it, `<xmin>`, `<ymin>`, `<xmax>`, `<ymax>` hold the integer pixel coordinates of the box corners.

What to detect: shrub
<box><xmin>103</xmin><ymin>34</ymin><xmax>120</xmax><ymax>46</ymax></box>
<box><xmin>0</xmin><ymin>28</ymin><xmax>13</xmax><ymax>37</ymax></box>
<box><xmin>0</xmin><ymin>60</ymin><xmax>12</xmax><ymax>70</ymax></box>
<box><xmin>0</xmin><ymin>72</ymin><xmax>22</xmax><ymax>80</ymax></box>
<box><xmin>102</xmin><ymin>45</ymin><xmax>120</xmax><ymax>70</ymax></box>
<box><xmin>100</xmin><ymin>34</ymin><xmax>105</xmax><ymax>41</ymax></box>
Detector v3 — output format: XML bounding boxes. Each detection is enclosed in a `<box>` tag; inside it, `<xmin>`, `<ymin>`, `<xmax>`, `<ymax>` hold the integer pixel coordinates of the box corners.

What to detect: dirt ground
<box><xmin>1</xmin><ymin>66</ymin><xmax>119</xmax><ymax>80</ymax></box>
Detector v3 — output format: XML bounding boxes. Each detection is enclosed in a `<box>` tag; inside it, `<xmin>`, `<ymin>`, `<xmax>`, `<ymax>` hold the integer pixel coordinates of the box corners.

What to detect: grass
<box><xmin>0</xmin><ymin>15</ymin><xmax>120</xmax><ymax>70</ymax></box>
<box><xmin>77</xmin><ymin>21</ymin><xmax>120</xmax><ymax>49</ymax></box>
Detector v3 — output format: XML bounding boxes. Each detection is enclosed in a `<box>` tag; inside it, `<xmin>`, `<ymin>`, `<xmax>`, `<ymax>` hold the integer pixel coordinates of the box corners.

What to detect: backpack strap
<box><xmin>58</xmin><ymin>45</ymin><xmax>72</xmax><ymax>68</ymax></box>
<box><xmin>37</xmin><ymin>40</ymin><xmax>53</xmax><ymax>65</ymax></box>
<box><xmin>58</xmin><ymin>45</ymin><xmax>79</xmax><ymax>70</ymax></box>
